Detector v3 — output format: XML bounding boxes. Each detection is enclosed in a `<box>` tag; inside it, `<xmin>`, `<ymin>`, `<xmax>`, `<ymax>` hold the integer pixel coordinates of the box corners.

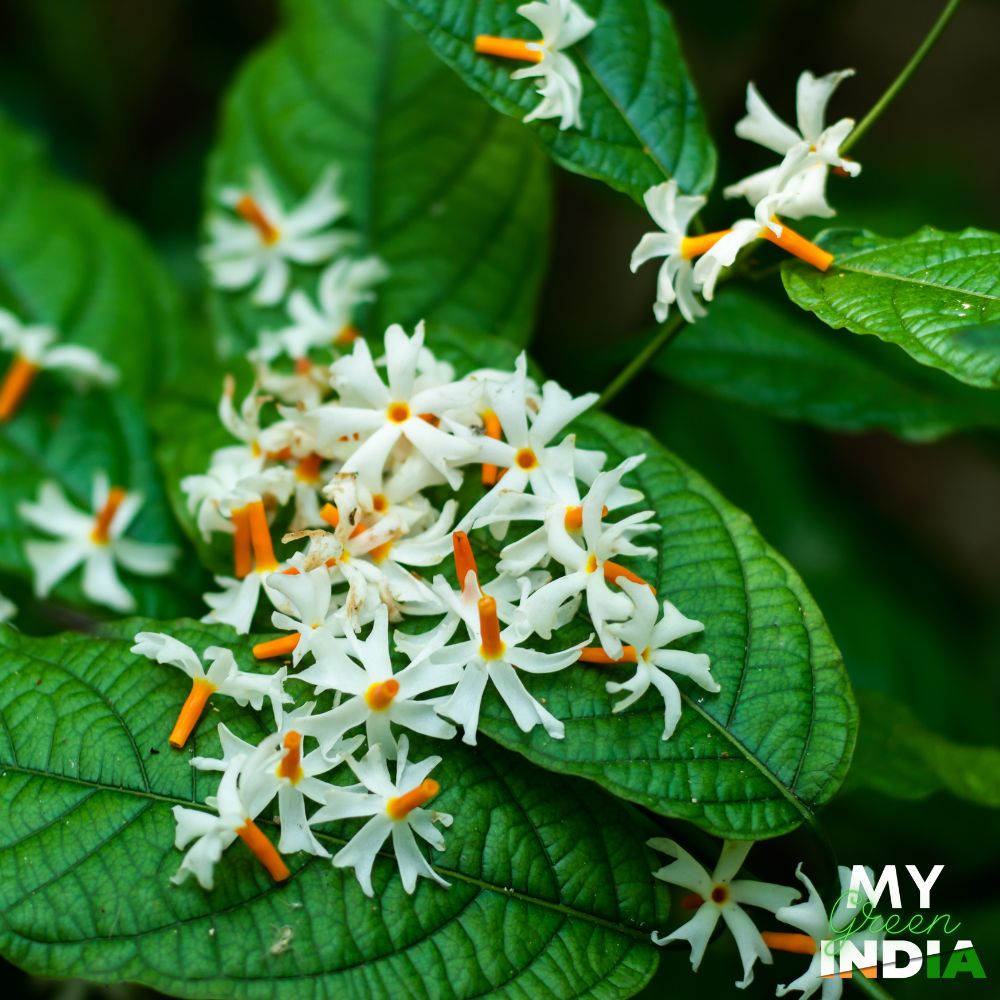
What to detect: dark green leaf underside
<box><xmin>656</xmin><ymin>289</ymin><xmax>1000</xmax><ymax>441</ymax></box>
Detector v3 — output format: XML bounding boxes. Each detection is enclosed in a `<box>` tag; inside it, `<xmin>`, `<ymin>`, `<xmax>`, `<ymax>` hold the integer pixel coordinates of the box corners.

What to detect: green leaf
<box><xmin>474</xmin><ymin>410</ymin><xmax>856</xmax><ymax>840</ymax></box>
<box><xmin>0</xmin><ymin>110</ymin><xmax>187</xmax><ymax>395</ymax></box>
<box><xmin>782</xmin><ymin>227</ymin><xmax>1000</xmax><ymax>389</ymax></box>
<box><xmin>847</xmin><ymin>691</ymin><xmax>1000</xmax><ymax>807</ymax></box>
<box><xmin>0</xmin><ymin>620</ymin><xmax>666</xmax><ymax>999</ymax></box>
<box><xmin>0</xmin><ymin>111</ymin><xmax>198</xmax><ymax>618</ymax></box>
<box><xmin>207</xmin><ymin>0</ymin><xmax>551</xmax><ymax>356</ymax></box>
<box><xmin>387</xmin><ymin>0</ymin><xmax>716</xmax><ymax>200</ymax></box>
<box><xmin>655</xmin><ymin>289</ymin><xmax>1000</xmax><ymax>441</ymax></box>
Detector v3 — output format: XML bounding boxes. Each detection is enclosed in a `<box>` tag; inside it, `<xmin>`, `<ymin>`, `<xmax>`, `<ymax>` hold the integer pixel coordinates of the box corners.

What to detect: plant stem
<box><xmin>850</xmin><ymin>973</ymin><xmax>896</xmax><ymax>1000</ymax></box>
<box><xmin>598</xmin><ymin>314</ymin><xmax>685</xmax><ymax>408</ymax></box>
<box><xmin>842</xmin><ymin>0</ymin><xmax>963</xmax><ymax>154</ymax></box>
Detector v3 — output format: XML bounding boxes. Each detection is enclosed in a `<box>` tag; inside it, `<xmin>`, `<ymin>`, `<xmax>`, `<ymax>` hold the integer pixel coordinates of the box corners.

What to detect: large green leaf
<box><xmin>207</xmin><ymin>0</ymin><xmax>551</xmax><ymax>356</ymax></box>
<box><xmin>0</xmin><ymin>111</ymin><xmax>198</xmax><ymax>618</ymax></box>
<box><xmin>846</xmin><ymin>691</ymin><xmax>1000</xmax><ymax>807</ymax></box>
<box><xmin>782</xmin><ymin>227</ymin><xmax>1000</xmax><ymax>389</ymax></box>
<box><xmin>654</xmin><ymin>289</ymin><xmax>1000</xmax><ymax>441</ymax></box>
<box><xmin>0</xmin><ymin>620</ymin><xmax>666</xmax><ymax>999</ymax></box>
<box><xmin>473</xmin><ymin>410</ymin><xmax>855</xmax><ymax>840</ymax></box>
<box><xmin>388</xmin><ymin>0</ymin><xmax>715</xmax><ymax>200</ymax></box>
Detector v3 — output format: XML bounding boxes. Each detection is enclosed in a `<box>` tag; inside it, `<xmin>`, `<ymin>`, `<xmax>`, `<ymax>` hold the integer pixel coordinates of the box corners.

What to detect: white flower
<box><xmin>773</xmin><ymin>865</ymin><xmax>883</xmax><ymax>1000</ymax></box>
<box><xmin>287</xmin><ymin>480</ymin><xmax>454</xmax><ymax>627</ymax></box>
<box><xmin>295</xmin><ymin>604</ymin><xmax>459</xmax><ymax>756</ymax></box>
<box><xmin>725</xmin><ymin>70</ymin><xmax>860</xmax><ymax>222</ymax></box>
<box><xmin>181</xmin><ymin>446</ymin><xmax>295</xmax><ymax>542</ymax></box>
<box><xmin>309</xmin><ymin>736</ymin><xmax>452</xmax><ymax>896</ymax></box>
<box><xmin>415</xmin><ymin>577</ymin><xmax>587</xmax><ymax>745</ymax></box>
<box><xmin>131</xmin><ymin>631</ymin><xmax>291</xmax><ymax>747</ymax></box>
<box><xmin>171</xmin><ymin>739</ymin><xmax>286</xmax><ymax>889</ymax></box>
<box><xmin>630</xmin><ymin>181</ymin><xmax>709</xmax><ymax>324</ymax></box>
<box><xmin>511</xmin><ymin>1</ymin><xmax>597</xmax><ymax>131</ymax></box>
<box><xmin>295</xmin><ymin>322</ymin><xmax>478</xmax><ymax>490</ymax></box>
<box><xmin>649</xmin><ymin>838</ymin><xmax>799</xmax><ymax>989</ymax></box>
<box><xmin>0</xmin><ymin>591</ymin><xmax>15</xmax><ymax>624</ymax></box>
<box><xmin>458</xmin><ymin>353</ymin><xmax>602</xmax><ymax>532</ymax></box>
<box><xmin>191</xmin><ymin>714</ymin><xmax>363</xmax><ymax>858</ymax></box>
<box><xmin>691</xmin><ymin>219</ymin><xmax>761</xmax><ymax>302</ymax></box>
<box><xmin>257</xmin><ymin>565</ymin><xmax>346</xmax><ymax>665</ymax></box>
<box><xmin>19</xmin><ymin>474</ymin><xmax>177</xmax><ymax>613</ymax></box>
<box><xmin>595</xmin><ymin>579</ymin><xmax>718</xmax><ymax>739</ymax></box>
<box><xmin>257</xmin><ymin>256</ymin><xmax>389</xmax><ymax>362</ymax></box>
<box><xmin>202</xmin><ymin>167</ymin><xmax>356</xmax><ymax>305</ymax></box>
<box><xmin>524</xmin><ymin>456</ymin><xmax>657</xmax><ymax>657</ymax></box>
<box><xmin>0</xmin><ymin>309</ymin><xmax>117</xmax><ymax>421</ymax></box>
<box><xmin>472</xmin><ymin>435</ymin><xmax>643</xmax><ymax>575</ymax></box>
<box><xmin>202</xmin><ymin>568</ymin><xmax>291</xmax><ymax>635</ymax></box>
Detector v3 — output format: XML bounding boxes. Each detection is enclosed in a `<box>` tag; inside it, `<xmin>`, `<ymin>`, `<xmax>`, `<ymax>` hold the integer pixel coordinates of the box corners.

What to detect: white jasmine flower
<box><xmin>309</xmin><ymin>736</ymin><xmax>452</xmax><ymax>896</ymax></box>
<box><xmin>649</xmin><ymin>838</ymin><xmax>799</xmax><ymax>989</ymax></box>
<box><xmin>0</xmin><ymin>309</ymin><xmax>118</xmax><ymax>421</ymax></box>
<box><xmin>581</xmin><ymin>578</ymin><xmax>718</xmax><ymax>739</ymax></box>
<box><xmin>252</xmin><ymin>565</ymin><xmax>346</xmax><ymax>665</ymax></box>
<box><xmin>181</xmin><ymin>447</ymin><xmax>295</xmax><ymax>543</ymax></box>
<box><xmin>458</xmin><ymin>354</ymin><xmax>603</xmax><ymax>533</ymax></box>
<box><xmin>525</xmin><ymin>456</ymin><xmax>657</xmax><ymax>657</ymax></box>
<box><xmin>131</xmin><ymin>631</ymin><xmax>291</xmax><ymax>747</ymax></box>
<box><xmin>725</xmin><ymin>70</ymin><xmax>860</xmax><ymax>221</ymax></box>
<box><xmin>295</xmin><ymin>322</ymin><xmax>478</xmax><ymax>490</ymax></box>
<box><xmin>201</xmin><ymin>492</ymin><xmax>299</xmax><ymax>634</ymax></box>
<box><xmin>171</xmin><ymin>740</ymin><xmax>288</xmax><ymax>889</ymax></box>
<box><xmin>771</xmin><ymin>865</ymin><xmax>883</xmax><ymax>1000</ymax></box>
<box><xmin>295</xmin><ymin>604</ymin><xmax>460</xmax><ymax>757</ymax></box>
<box><xmin>629</xmin><ymin>181</ymin><xmax>710</xmax><ymax>324</ymax></box>
<box><xmin>192</xmin><ymin>715</ymin><xmax>363</xmax><ymax>858</ymax></box>
<box><xmin>416</xmin><ymin>578</ymin><xmax>588</xmax><ymax>745</ymax></box>
<box><xmin>0</xmin><ymin>592</ymin><xmax>15</xmax><ymax>624</ymax></box>
<box><xmin>202</xmin><ymin>568</ymin><xmax>291</xmax><ymax>635</ymax></box>
<box><xmin>19</xmin><ymin>474</ymin><xmax>177</xmax><ymax>613</ymax></box>
<box><xmin>286</xmin><ymin>489</ymin><xmax>454</xmax><ymax>627</ymax></box>
<box><xmin>691</xmin><ymin>219</ymin><xmax>762</xmax><ymax>302</ymax></box>
<box><xmin>202</xmin><ymin>167</ymin><xmax>356</xmax><ymax>305</ymax></box>
<box><xmin>257</xmin><ymin>256</ymin><xmax>389</xmax><ymax>362</ymax></box>
<box><xmin>476</xmin><ymin>0</ymin><xmax>597</xmax><ymax>131</ymax></box>
<box><xmin>472</xmin><ymin>435</ymin><xmax>644</xmax><ymax>574</ymax></box>
<box><xmin>250</xmin><ymin>351</ymin><xmax>330</xmax><ymax>409</ymax></box>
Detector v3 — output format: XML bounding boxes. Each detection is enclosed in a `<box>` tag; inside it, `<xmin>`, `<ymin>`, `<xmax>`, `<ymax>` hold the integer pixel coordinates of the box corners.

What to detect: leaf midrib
<box><xmin>0</xmin><ymin>758</ymin><xmax>652</xmax><ymax>946</ymax></box>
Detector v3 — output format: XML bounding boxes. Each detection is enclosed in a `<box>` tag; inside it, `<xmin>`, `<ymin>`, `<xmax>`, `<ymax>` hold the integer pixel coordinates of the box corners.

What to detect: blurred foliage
<box><xmin>0</xmin><ymin>0</ymin><xmax>997</xmax><ymax>996</ymax></box>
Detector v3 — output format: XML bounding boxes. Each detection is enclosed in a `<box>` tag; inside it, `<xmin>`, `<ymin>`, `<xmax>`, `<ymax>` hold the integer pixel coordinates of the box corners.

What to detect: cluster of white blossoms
<box><xmin>474</xmin><ymin>0</ymin><xmax>596</xmax><ymax>131</ymax></box>
<box><xmin>125</xmin><ymin>160</ymin><xmax>722</xmax><ymax>894</ymax></box>
<box><xmin>651</xmin><ymin>839</ymin><xmax>884</xmax><ymax>998</ymax></box>
<box><xmin>632</xmin><ymin>69</ymin><xmax>861</xmax><ymax>323</ymax></box>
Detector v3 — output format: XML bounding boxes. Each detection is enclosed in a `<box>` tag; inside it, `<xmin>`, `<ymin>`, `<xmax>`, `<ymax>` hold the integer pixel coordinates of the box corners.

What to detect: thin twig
<box><xmin>597</xmin><ymin>315</ymin><xmax>685</xmax><ymax>408</ymax></box>
<box><xmin>842</xmin><ymin>0</ymin><xmax>963</xmax><ymax>154</ymax></box>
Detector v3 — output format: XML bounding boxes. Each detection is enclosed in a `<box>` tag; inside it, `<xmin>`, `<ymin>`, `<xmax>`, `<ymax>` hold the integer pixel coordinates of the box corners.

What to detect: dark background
<box><xmin>0</xmin><ymin>0</ymin><xmax>997</xmax><ymax>996</ymax></box>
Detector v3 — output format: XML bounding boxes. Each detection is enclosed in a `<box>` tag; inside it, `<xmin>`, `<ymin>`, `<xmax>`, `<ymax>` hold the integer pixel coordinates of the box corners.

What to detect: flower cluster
<box><xmin>632</xmin><ymin>69</ymin><xmax>861</xmax><ymax>323</ymax></box>
<box><xmin>124</xmin><ymin>163</ymin><xmax>721</xmax><ymax>894</ymax></box>
<box><xmin>650</xmin><ymin>838</ymin><xmax>883</xmax><ymax>997</ymax></box>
